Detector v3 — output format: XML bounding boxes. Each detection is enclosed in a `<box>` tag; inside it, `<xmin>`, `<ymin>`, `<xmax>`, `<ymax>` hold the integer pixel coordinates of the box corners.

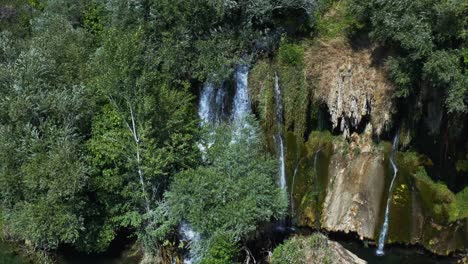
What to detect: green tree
<box><xmin>0</xmin><ymin>15</ymin><xmax>92</xmax><ymax>252</ymax></box>
<box><xmin>348</xmin><ymin>0</ymin><xmax>467</xmax><ymax>113</ymax></box>
<box><xmin>165</xmin><ymin>117</ymin><xmax>287</xmax><ymax>261</ymax></box>
<box><xmin>86</xmin><ymin>27</ymin><xmax>200</xmax><ymax>254</ymax></box>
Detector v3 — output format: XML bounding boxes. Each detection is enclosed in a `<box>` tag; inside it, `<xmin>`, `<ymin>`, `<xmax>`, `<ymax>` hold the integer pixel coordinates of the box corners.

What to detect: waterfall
<box><xmin>199</xmin><ymin>82</ymin><xmax>227</xmax><ymax>125</ymax></box>
<box><xmin>232</xmin><ymin>65</ymin><xmax>250</xmax><ymax>122</ymax></box>
<box><xmin>290</xmin><ymin>164</ymin><xmax>299</xmax><ymax>216</ymax></box>
<box><xmin>179</xmin><ymin>222</ymin><xmax>201</xmax><ymax>264</ymax></box>
<box><xmin>182</xmin><ymin>81</ymin><xmax>229</xmax><ymax>263</ymax></box>
<box><xmin>313</xmin><ymin>149</ymin><xmax>321</xmax><ymax>193</ymax></box>
<box><xmin>198</xmin><ymin>83</ymin><xmax>215</xmax><ymax>124</ymax></box>
<box><xmin>274</xmin><ymin>73</ymin><xmax>287</xmax><ymax>191</ymax></box>
<box><xmin>278</xmin><ymin>136</ymin><xmax>287</xmax><ymax>190</ymax></box>
<box><xmin>376</xmin><ymin>133</ymin><xmax>399</xmax><ymax>256</ymax></box>
<box><xmin>183</xmin><ymin>65</ymin><xmax>251</xmax><ymax>263</ymax></box>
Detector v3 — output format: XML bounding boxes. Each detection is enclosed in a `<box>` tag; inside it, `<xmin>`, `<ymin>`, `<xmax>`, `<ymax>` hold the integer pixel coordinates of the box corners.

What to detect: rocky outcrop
<box><xmin>272</xmin><ymin>233</ymin><xmax>366</xmax><ymax>264</ymax></box>
<box><xmin>328</xmin><ymin>240</ymin><xmax>367</xmax><ymax>264</ymax></box>
<box><xmin>293</xmin><ymin>131</ymin><xmax>468</xmax><ymax>255</ymax></box>
<box><xmin>321</xmin><ymin>142</ymin><xmax>386</xmax><ymax>240</ymax></box>
<box><xmin>305</xmin><ymin>38</ymin><xmax>394</xmax><ymax>137</ymax></box>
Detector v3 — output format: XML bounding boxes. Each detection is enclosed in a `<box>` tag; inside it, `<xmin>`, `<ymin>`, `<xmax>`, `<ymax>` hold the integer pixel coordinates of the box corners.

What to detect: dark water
<box><xmin>331</xmin><ymin>237</ymin><xmax>458</xmax><ymax>264</ymax></box>
<box><xmin>2</xmin><ymin>233</ymin><xmax>459</xmax><ymax>264</ymax></box>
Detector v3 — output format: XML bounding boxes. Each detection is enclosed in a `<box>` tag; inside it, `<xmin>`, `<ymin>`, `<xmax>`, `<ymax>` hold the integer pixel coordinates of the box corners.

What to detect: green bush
<box><xmin>271</xmin><ymin>233</ymin><xmax>332</xmax><ymax>264</ymax></box>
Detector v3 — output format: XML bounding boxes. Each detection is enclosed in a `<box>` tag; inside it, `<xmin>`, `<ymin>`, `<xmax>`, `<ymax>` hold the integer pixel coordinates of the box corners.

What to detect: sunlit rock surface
<box><xmin>321</xmin><ymin>149</ymin><xmax>386</xmax><ymax>240</ymax></box>
<box><xmin>305</xmin><ymin>38</ymin><xmax>394</xmax><ymax>137</ymax></box>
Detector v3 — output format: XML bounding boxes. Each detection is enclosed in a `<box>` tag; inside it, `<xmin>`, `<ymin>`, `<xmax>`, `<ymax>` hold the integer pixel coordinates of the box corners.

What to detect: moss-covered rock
<box><xmin>271</xmin><ymin>233</ymin><xmax>365</xmax><ymax>264</ymax></box>
<box><xmin>384</xmin><ymin>151</ymin><xmax>468</xmax><ymax>255</ymax></box>
<box><xmin>249</xmin><ymin>40</ymin><xmax>317</xmax><ymax>140</ymax></box>
<box><xmin>287</xmin><ymin>131</ymin><xmax>333</xmax><ymax>228</ymax></box>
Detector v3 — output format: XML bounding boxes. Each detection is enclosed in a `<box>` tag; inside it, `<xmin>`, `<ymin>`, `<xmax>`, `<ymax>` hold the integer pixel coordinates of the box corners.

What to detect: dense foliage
<box><xmin>348</xmin><ymin>0</ymin><xmax>467</xmax><ymax>113</ymax></box>
<box><xmin>0</xmin><ymin>0</ymin><xmax>466</xmax><ymax>263</ymax></box>
<box><xmin>0</xmin><ymin>0</ymin><xmax>307</xmax><ymax>261</ymax></box>
<box><xmin>165</xmin><ymin>119</ymin><xmax>287</xmax><ymax>262</ymax></box>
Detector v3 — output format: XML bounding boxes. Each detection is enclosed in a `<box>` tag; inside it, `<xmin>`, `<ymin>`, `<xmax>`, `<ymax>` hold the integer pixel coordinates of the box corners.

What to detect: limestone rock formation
<box><xmin>328</xmin><ymin>240</ymin><xmax>367</xmax><ymax>264</ymax></box>
<box><xmin>321</xmin><ymin>149</ymin><xmax>386</xmax><ymax>240</ymax></box>
<box><xmin>306</xmin><ymin>38</ymin><xmax>394</xmax><ymax>137</ymax></box>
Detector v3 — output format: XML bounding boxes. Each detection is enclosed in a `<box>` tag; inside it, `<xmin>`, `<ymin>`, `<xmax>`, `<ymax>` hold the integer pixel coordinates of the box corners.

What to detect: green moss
<box><xmin>455</xmin><ymin>187</ymin><xmax>468</xmax><ymax>219</ymax></box>
<box><xmin>277</xmin><ymin>42</ymin><xmax>309</xmax><ymax>138</ymax></box>
<box><xmin>386</xmin><ymin>152</ymin><xmax>413</xmax><ymax>243</ymax></box>
<box><xmin>250</xmin><ymin>39</ymin><xmax>314</xmax><ymax>138</ymax></box>
<box><xmin>289</xmin><ymin>131</ymin><xmax>334</xmax><ymax>228</ymax></box>
<box><xmin>413</xmin><ymin>167</ymin><xmax>460</xmax><ymax>223</ymax></box>
<box><xmin>249</xmin><ymin>59</ymin><xmax>275</xmax><ymax>137</ymax></box>
<box><xmin>384</xmin><ymin>150</ymin><xmax>467</xmax><ymax>254</ymax></box>
<box><xmin>278</xmin><ymin>43</ymin><xmax>305</xmax><ymax>67</ymax></box>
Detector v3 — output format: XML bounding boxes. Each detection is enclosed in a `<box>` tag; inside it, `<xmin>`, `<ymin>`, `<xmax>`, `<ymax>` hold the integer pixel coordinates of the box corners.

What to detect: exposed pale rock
<box><xmin>305</xmin><ymin>38</ymin><xmax>394</xmax><ymax>137</ymax></box>
<box><xmin>328</xmin><ymin>240</ymin><xmax>367</xmax><ymax>264</ymax></box>
<box><xmin>321</xmin><ymin>151</ymin><xmax>385</xmax><ymax>240</ymax></box>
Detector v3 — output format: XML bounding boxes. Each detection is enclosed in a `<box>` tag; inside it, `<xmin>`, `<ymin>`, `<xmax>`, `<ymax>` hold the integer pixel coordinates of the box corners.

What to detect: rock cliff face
<box><xmin>305</xmin><ymin>38</ymin><xmax>394</xmax><ymax>137</ymax></box>
<box><xmin>321</xmin><ymin>150</ymin><xmax>386</xmax><ymax>240</ymax></box>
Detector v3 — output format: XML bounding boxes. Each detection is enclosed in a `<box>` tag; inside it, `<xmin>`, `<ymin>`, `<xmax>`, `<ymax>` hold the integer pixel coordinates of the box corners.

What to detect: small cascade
<box><xmin>313</xmin><ymin>149</ymin><xmax>321</xmax><ymax>192</ymax></box>
<box><xmin>376</xmin><ymin>133</ymin><xmax>399</xmax><ymax>256</ymax></box>
<box><xmin>232</xmin><ymin>65</ymin><xmax>250</xmax><ymax>123</ymax></box>
<box><xmin>198</xmin><ymin>83</ymin><xmax>216</xmax><ymax>124</ymax></box>
<box><xmin>290</xmin><ymin>164</ymin><xmax>299</xmax><ymax>216</ymax></box>
<box><xmin>274</xmin><ymin>73</ymin><xmax>287</xmax><ymax>191</ymax></box>
<box><xmin>182</xmin><ymin>81</ymin><xmax>228</xmax><ymax>264</ymax></box>
<box><xmin>179</xmin><ymin>222</ymin><xmax>201</xmax><ymax>264</ymax></box>
<box><xmin>199</xmin><ymin>82</ymin><xmax>227</xmax><ymax>125</ymax></box>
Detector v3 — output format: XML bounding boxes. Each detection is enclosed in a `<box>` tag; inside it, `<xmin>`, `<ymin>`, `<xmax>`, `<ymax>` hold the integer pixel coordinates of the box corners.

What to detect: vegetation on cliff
<box><xmin>0</xmin><ymin>0</ymin><xmax>466</xmax><ymax>262</ymax></box>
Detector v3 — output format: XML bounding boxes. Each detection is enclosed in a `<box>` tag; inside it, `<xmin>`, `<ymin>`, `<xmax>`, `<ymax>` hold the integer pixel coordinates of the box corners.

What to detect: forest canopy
<box><xmin>0</xmin><ymin>0</ymin><xmax>467</xmax><ymax>263</ymax></box>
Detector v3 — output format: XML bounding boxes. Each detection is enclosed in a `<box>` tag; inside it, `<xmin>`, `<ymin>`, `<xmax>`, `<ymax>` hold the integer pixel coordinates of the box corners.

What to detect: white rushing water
<box><xmin>274</xmin><ymin>73</ymin><xmax>287</xmax><ymax>191</ymax></box>
<box><xmin>198</xmin><ymin>83</ymin><xmax>216</xmax><ymax>124</ymax></box>
<box><xmin>290</xmin><ymin>164</ymin><xmax>299</xmax><ymax>216</ymax></box>
<box><xmin>179</xmin><ymin>222</ymin><xmax>201</xmax><ymax>264</ymax></box>
<box><xmin>183</xmin><ymin>65</ymin><xmax>251</xmax><ymax>263</ymax></box>
<box><xmin>182</xmin><ymin>81</ymin><xmax>228</xmax><ymax>264</ymax></box>
<box><xmin>376</xmin><ymin>133</ymin><xmax>399</xmax><ymax>256</ymax></box>
<box><xmin>313</xmin><ymin>149</ymin><xmax>321</xmax><ymax>192</ymax></box>
<box><xmin>232</xmin><ymin>65</ymin><xmax>250</xmax><ymax>122</ymax></box>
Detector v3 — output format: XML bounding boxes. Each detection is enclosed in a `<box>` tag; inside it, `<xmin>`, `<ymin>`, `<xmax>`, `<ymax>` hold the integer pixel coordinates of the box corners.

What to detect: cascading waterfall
<box><xmin>313</xmin><ymin>149</ymin><xmax>321</xmax><ymax>192</ymax></box>
<box><xmin>182</xmin><ymin>65</ymin><xmax>251</xmax><ymax>263</ymax></box>
<box><xmin>376</xmin><ymin>133</ymin><xmax>399</xmax><ymax>256</ymax></box>
<box><xmin>198</xmin><ymin>83</ymin><xmax>216</xmax><ymax>124</ymax></box>
<box><xmin>232</xmin><ymin>65</ymin><xmax>250</xmax><ymax>123</ymax></box>
<box><xmin>181</xmin><ymin>82</ymin><xmax>228</xmax><ymax>264</ymax></box>
<box><xmin>290</xmin><ymin>164</ymin><xmax>299</xmax><ymax>216</ymax></box>
<box><xmin>179</xmin><ymin>222</ymin><xmax>201</xmax><ymax>264</ymax></box>
<box><xmin>274</xmin><ymin>73</ymin><xmax>287</xmax><ymax>192</ymax></box>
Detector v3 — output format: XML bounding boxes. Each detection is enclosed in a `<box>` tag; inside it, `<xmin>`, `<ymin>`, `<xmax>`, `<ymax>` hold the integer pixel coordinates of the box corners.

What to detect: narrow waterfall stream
<box><xmin>376</xmin><ymin>133</ymin><xmax>399</xmax><ymax>256</ymax></box>
<box><xmin>232</xmin><ymin>65</ymin><xmax>250</xmax><ymax>123</ymax></box>
<box><xmin>182</xmin><ymin>65</ymin><xmax>251</xmax><ymax>264</ymax></box>
<box><xmin>181</xmin><ymin>81</ymin><xmax>227</xmax><ymax>264</ymax></box>
<box><xmin>274</xmin><ymin>73</ymin><xmax>287</xmax><ymax>192</ymax></box>
<box><xmin>290</xmin><ymin>164</ymin><xmax>299</xmax><ymax>216</ymax></box>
